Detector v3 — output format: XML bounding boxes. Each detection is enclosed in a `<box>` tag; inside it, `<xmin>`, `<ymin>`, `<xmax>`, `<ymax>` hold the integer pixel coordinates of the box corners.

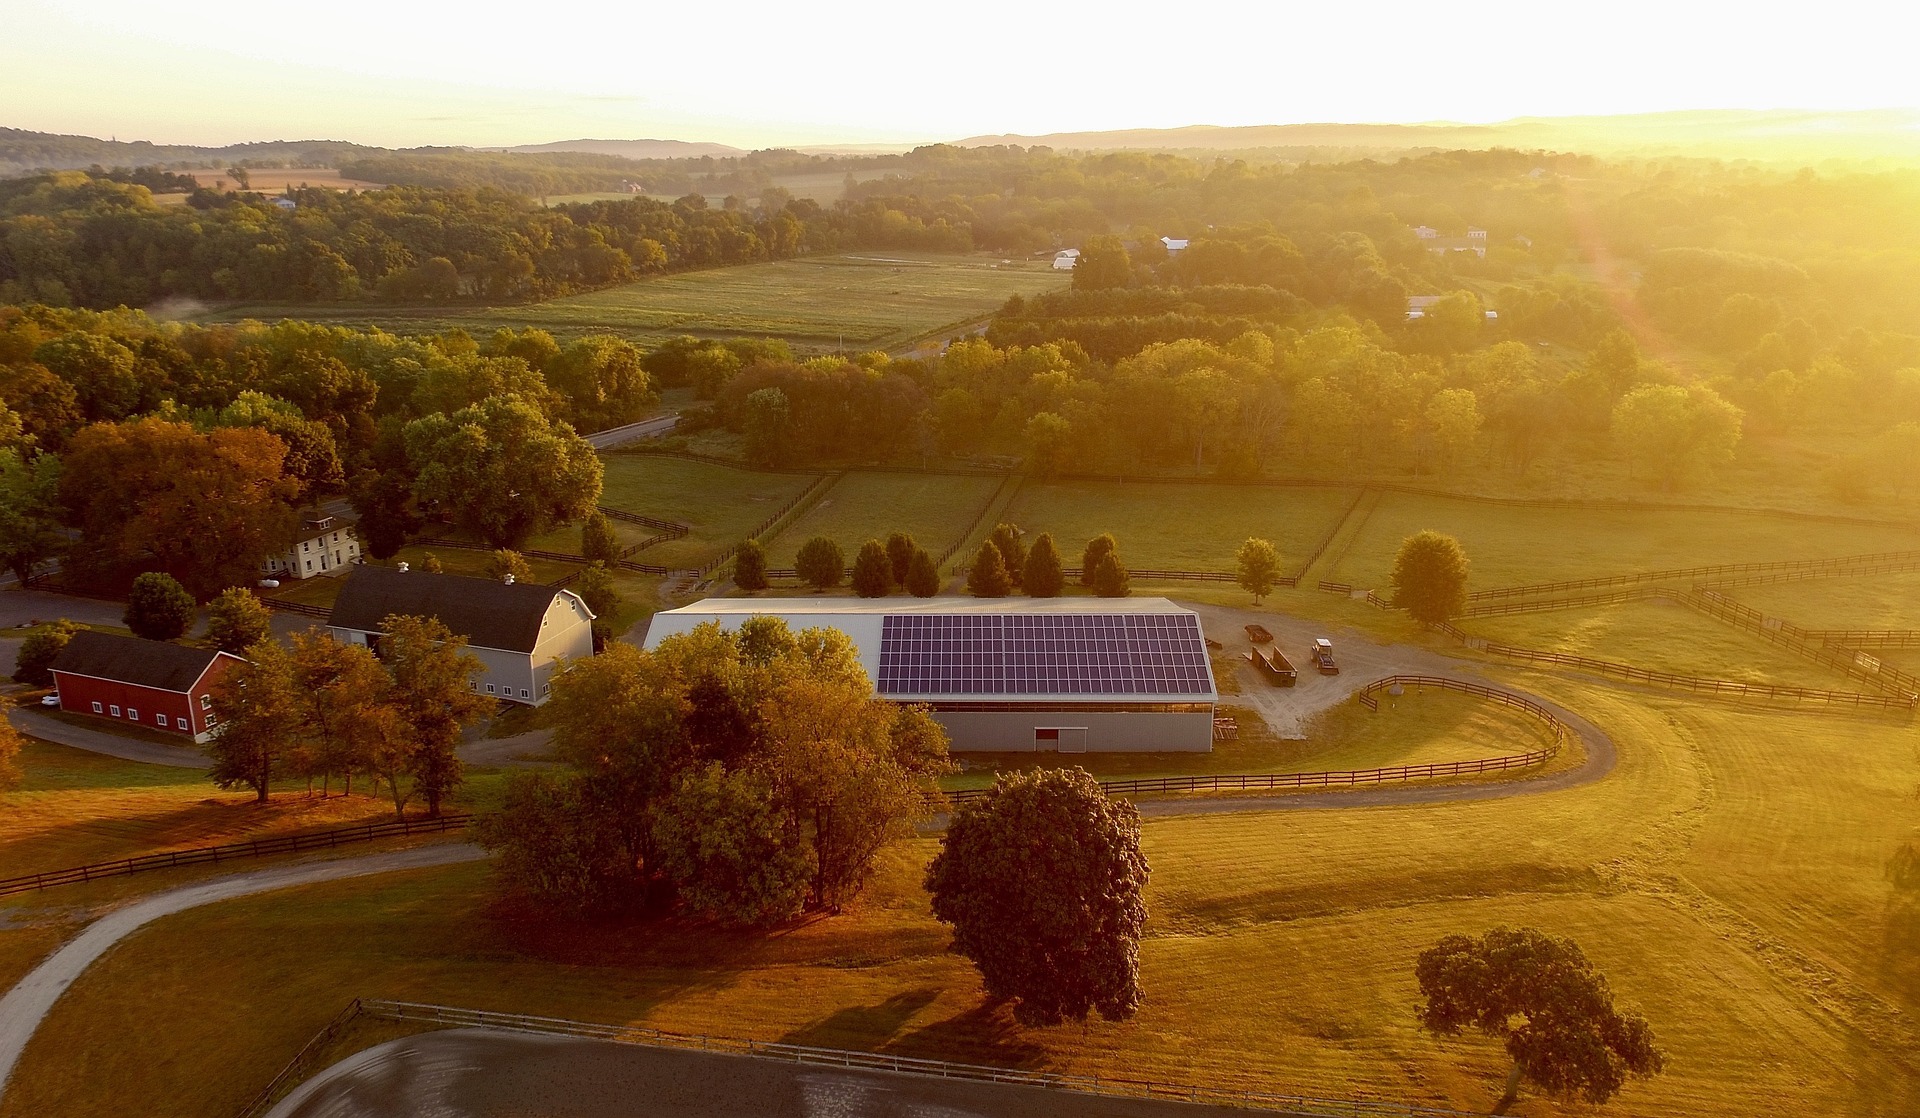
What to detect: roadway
<box><xmin>583</xmin><ymin>411</ymin><xmax>679</xmax><ymax>450</ymax></box>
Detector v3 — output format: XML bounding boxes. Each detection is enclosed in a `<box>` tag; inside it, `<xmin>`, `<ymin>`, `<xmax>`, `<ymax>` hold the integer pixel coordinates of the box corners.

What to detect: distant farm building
<box><xmin>326</xmin><ymin>565</ymin><xmax>595</xmax><ymax>705</ymax></box>
<box><xmin>1413</xmin><ymin>226</ymin><xmax>1488</xmax><ymax>258</ymax></box>
<box><xmin>1160</xmin><ymin>236</ymin><xmax>1190</xmax><ymax>254</ymax></box>
<box><xmin>269</xmin><ymin>196</ymin><xmax>297</xmax><ymax>211</ymax></box>
<box><xmin>1052</xmin><ymin>248</ymin><xmax>1081</xmax><ymax>270</ymax></box>
<box><xmin>644</xmin><ymin>597</ymin><xmax>1219</xmax><ymax>752</ymax></box>
<box><xmin>1407</xmin><ymin>295</ymin><xmax>1499</xmax><ymax>321</ymax></box>
<box><xmin>49</xmin><ymin>631</ymin><xmax>242</xmax><ymax>743</ymax></box>
<box><xmin>265</xmin><ymin>513</ymin><xmax>361</xmax><ymax>581</ymax></box>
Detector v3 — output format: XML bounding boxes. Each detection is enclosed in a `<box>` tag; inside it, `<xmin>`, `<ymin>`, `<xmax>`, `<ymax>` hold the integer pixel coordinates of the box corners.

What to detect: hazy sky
<box><xmin>7</xmin><ymin>0</ymin><xmax>1917</xmax><ymax>148</ymax></box>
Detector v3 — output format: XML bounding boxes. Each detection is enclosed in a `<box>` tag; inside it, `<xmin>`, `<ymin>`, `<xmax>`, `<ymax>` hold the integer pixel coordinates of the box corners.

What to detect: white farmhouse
<box><xmin>327</xmin><ymin>565</ymin><xmax>595</xmax><ymax>704</ymax></box>
<box><xmin>265</xmin><ymin>513</ymin><xmax>361</xmax><ymax>580</ymax></box>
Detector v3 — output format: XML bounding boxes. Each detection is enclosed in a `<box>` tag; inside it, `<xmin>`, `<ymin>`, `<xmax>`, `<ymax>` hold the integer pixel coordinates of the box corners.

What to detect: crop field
<box><xmin>762</xmin><ymin>472</ymin><xmax>1000</xmax><ymax>568</ymax></box>
<box><xmin>1456</xmin><ymin>600</ymin><xmax>1863</xmax><ymax>686</ymax></box>
<box><xmin>1324</xmin><ymin>492</ymin><xmax>1920</xmax><ymax>591</ymax></box>
<box><xmin>200</xmin><ymin>253</ymin><xmax>1066</xmax><ymax>351</ymax></box>
<box><xmin>5</xmin><ymin>669</ymin><xmax>1916</xmax><ymax>1118</ymax></box>
<box><xmin>1002</xmin><ymin>482</ymin><xmax>1356</xmax><ymax>574</ymax></box>
<box><xmin>598</xmin><ymin>455</ymin><xmax>823</xmax><ymax>570</ymax></box>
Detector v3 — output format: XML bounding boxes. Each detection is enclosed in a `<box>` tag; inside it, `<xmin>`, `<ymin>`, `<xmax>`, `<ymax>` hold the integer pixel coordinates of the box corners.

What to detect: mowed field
<box><xmin>762</xmin><ymin>472</ymin><xmax>1001</xmax><ymax>568</ymax></box>
<box><xmin>598</xmin><ymin>454</ymin><xmax>823</xmax><ymax>570</ymax></box>
<box><xmin>5</xmin><ymin>668</ymin><xmax>1917</xmax><ymax>1118</ymax></box>
<box><xmin>1002</xmin><ymin>481</ymin><xmax>1357</xmax><ymax>574</ymax></box>
<box><xmin>199</xmin><ymin>252</ymin><xmax>1066</xmax><ymax>351</ymax></box>
<box><xmin>1726</xmin><ymin>570</ymin><xmax>1920</xmax><ymax>631</ymax></box>
<box><xmin>1324</xmin><ymin>492</ymin><xmax>1920</xmax><ymax>590</ymax></box>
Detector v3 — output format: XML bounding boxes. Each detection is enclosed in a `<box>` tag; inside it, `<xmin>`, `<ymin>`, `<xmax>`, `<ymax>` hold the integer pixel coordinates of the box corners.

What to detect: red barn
<box><xmin>49</xmin><ymin>631</ymin><xmax>244</xmax><ymax>743</ymax></box>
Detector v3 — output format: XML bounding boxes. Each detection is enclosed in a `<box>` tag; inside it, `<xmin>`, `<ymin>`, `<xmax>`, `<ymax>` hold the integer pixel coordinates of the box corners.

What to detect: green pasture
<box><xmin>1326</xmin><ymin>491</ymin><xmax>1920</xmax><ymax>591</ymax></box>
<box><xmin>1457</xmin><ymin>599</ymin><xmax>1862</xmax><ymax>687</ymax></box>
<box><xmin>597</xmin><ymin>455</ymin><xmax>822</xmax><ymax>570</ymax></box>
<box><xmin>762</xmin><ymin>472</ymin><xmax>1000</xmax><ymax>568</ymax></box>
<box><xmin>1001</xmin><ymin>481</ymin><xmax>1356</xmax><ymax>574</ymax></box>
<box><xmin>1725</xmin><ymin>569</ymin><xmax>1920</xmax><ymax>631</ymax></box>
<box><xmin>199</xmin><ymin>252</ymin><xmax>1065</xmax><ymax>351</ymax></box>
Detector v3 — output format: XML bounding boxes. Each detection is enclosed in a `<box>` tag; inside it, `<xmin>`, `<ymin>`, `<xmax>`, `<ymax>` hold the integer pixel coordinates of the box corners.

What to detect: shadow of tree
<box><xmin>885</xmin><ymin>998</ymin><xmax>1052</xmax><ymax>1069</ymax></box>
<box><xmin>777</xmin><ymin>988</ymin><xmax>941</xmax><ymax>1049</ymax></box>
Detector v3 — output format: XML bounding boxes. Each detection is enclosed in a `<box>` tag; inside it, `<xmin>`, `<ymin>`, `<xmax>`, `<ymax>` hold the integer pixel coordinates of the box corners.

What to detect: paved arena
<box><xmin>268</xmin><ymin>1028</ymin><xmax>1282</xmax><ymax>1118</ymax></box>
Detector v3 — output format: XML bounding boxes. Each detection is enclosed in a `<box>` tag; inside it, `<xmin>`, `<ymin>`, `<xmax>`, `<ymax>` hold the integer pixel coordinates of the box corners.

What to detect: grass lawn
<box><xmin>762</xmin><ymin>472</ymin><xmax>999</xmax><ymax>568</ymax></box>
<box><xmin>1457</xmin><ymin>599</ymin><xmax>1858</xmax><ymax>686</ymax></box>
<box><xmin>196</xmin><ymin>253</ymin><xmax>1066</xmax><ymax>352</ymax></box>
<box><xmin>598</xmin><ymin>456</ymin><xmax>822</xmax><ymax>570</ymax></box>
<box><xmin>945</xmin><ymin>687</ymin><xmax>1558</xmax><ymax>790</ymax></box>
<box><xmin>1326</xmin><ymin>492</ymin><xmax>1920</xmax><ymax>592</ymax></box>
<box><xmin>1003</xmin><ymin>482</ymin><xmax>1356</xmax><ymax>574</ymax></box>
<box><xmin>7</xmin><ymin>672</ymin><xmax>1917</xmax><ymax>1117</ymax></box>
<box><xmin>1724</xmin><ymin>570</ymin><xmax>1920</xmax><ymax>632</ymax></box>
<box><xmin>390</xmin><ymin>545</ymin><xmax>579</xmax><ymax>588</ymax></box>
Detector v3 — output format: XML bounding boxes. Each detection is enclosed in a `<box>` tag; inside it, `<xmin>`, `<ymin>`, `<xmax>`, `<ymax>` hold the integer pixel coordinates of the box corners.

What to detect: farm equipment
<box><xmin>1311</xmin><ymin>638</ymin><xmax>1339</xmax><ymax>674</ymax></box>
<box><xmin>1248</xmin><ymin>645</ymin><xmax>1298</xmax><ymax>686</ymax></box>
<box><xmin>1244</xmin><ymin>623</ymin><xmax>1274</xmax><ymax>643</ymax></box>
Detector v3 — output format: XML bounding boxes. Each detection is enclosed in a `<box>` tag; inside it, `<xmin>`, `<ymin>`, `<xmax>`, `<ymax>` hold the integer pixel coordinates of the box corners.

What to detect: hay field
<box><xmin>597</xmin><ymin>455</ymin><xmax>823</xmax><ymax>570</ymax></box>
<box><xmin>1002</xmin><ymin>482</ymin><xmax>1357</xmax><ymax>574</ymax></box>
<box><xmin>202</xmin><ymin>252</ymin><xmax>1065</xmax><ymax>352</ymax></box>
<box><xmin>762</xmin><ymin>472</ymin><xmax>1000</xmax><ymax>568</ymax></box>
<box><xmin>6</xmin><ymin>672</ymin><xmax>1916</xmax><ymax>1118</ymax></box>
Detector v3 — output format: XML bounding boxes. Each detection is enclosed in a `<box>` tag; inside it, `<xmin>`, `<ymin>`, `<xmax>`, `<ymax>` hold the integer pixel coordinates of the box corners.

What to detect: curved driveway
<box><xmin>0</xmin><ymin>844</ymin><xmax>487</xmax><ymax>1101</ymax></box>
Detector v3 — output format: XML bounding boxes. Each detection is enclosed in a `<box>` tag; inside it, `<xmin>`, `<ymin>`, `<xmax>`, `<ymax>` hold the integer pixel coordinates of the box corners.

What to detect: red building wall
<box><xmin>51</xmin><ymin>656</ymin><xmax>236</xmax><ymax>741</ymax></box>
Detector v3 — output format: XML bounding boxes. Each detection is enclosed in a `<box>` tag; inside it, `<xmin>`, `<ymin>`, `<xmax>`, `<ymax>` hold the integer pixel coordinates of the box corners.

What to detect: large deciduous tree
<box><xmin>124</xmin><ymin>572</ymin><xmax>196</xmax><ymax>640</ymax></box>
<box><xmin>1073</xmin><ymin>235</ymin><xmax>1132</xmax><ymax>291</ymax></box>
<box><xmin>1611</xmin><ymin>383</ymin><xmax>1743</xmax><ymax>489</ymax></box>
<box><xmin>926</xmin><ymin>767</ymin><xmax>1150</xmax><ymax>1026</ymax></box>
<box><xmin>1390</xmin><ymin>530</ymin><xmax>1470</xmax><ymax>626</ymax></box>
<box><xmin>580</xmin><ymin>511</ymin><xmax>621</xmax><ymax>564</ymax></box>
<box><xmin>404</xmin><ymin>394</ymin><xmax>603</xmax><ymax>548</ymax></box>
<box><xmin>207</xmin><ymin>638</ymin><xmax>303</xmax><ymax>803</ymax></box>
<box><xmin>381</xmin><ymin>614</ymin><xmax>492</xmax><ymax>816</ymax></box>
<box><xmin>1235</xmin><ymin>537</ymin><xmax>1281</xmax><ymax>604</ymax></box>
<box><xmin>61</xmin><ymin>418</ymin><xmax>298</xmax><ymax>597</ymax></box>
<box><xmin>1416</xmin><ymin>927</ymin><xmax>1664</xmax><ymax>1109</ymax></box>
<box><xmin>547</xmin><ymin>336</ymin><xmax>653</xmax><ymax>433</ymax></box>
<box><xmin>12</xmin><ymin>620</ymin><xmax>77</xmax><ymax>686</ymax></box>
<box><xmin>795</xmin><ymin>536</ymin><xmax>844</xmax><ymax>591</ymax></box>
<box><xmin>204</xmin><ymin>586</ymin><xmax>273</xmax><ymax>654</ymax></box>
<box><xmin>0</xmin><ymin>447</ymin><xmax>63</xmax><ymax>585</ymax></box>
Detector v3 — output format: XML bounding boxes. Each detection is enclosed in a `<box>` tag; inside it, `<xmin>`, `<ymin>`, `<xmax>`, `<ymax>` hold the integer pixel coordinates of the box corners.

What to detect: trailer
<box><xmin>1248</xmin><ymin>645</ymin><xmax>1298</xmax><ymax>686</ymax></box>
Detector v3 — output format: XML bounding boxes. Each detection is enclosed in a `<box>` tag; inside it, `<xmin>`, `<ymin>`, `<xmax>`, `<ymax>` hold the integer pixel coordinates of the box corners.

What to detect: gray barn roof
<box><xmin>327</xmin><ymin>565</ymin><xmax>569</xmax><ymax>653</ymax></box>
<box><xmin>50</xmin><ymin>630</ymin><xmax>229</xmax><ymax>693</ymax></box>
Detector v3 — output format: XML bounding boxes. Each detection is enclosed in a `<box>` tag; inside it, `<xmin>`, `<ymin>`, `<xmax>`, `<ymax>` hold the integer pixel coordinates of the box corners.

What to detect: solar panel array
<box><xmin>876</xmin><ymin>613</ymin><xmax>1213</xmax><ymax>697</ymax></box>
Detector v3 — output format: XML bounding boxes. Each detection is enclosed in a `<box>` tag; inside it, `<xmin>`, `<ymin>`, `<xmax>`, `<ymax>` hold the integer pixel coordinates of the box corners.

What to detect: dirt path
<box><xmin>0</xmin><ymin>844</ymin><xmax>487</xmax><ymax>1103</ymax></box>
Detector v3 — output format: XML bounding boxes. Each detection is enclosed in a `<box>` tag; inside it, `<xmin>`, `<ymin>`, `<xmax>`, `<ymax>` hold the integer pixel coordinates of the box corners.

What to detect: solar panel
<box><xmin>875</xmin><ymin>613</ymin><xmax>1213</xmax><ymax>697</ymax></box>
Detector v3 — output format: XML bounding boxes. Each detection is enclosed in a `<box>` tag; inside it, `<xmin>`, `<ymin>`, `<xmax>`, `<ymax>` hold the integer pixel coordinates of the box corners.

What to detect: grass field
<box><xmin>762</xmin><ymin>472</ymin><xmax>999</xmax><ymax>568</ymax></box>
<box><xmin>6</xmin><ymin>669</ymin><xmax>1916</xmax><ymax>1117</ymax></box>
<box><xmin>1457</xmin><ymin>599</ymin><xmax>1861</xmax><ymax>686</ymax></box>
<box><xmin>197</xmin><ymin>252</ymin><xmax>1066</xmax><ymax>352</ymax></box>
<box><xmin>1002</xmin><ymin>482</ymin><xmax>1356</xmax><ymax>574</ymax></box>
<box><xmin>1325</xmin><ymin>492</ymin><xmax>1920</xmax><ymax>591</ymax></box>
<box><xmin>598</xmin><ymin>455</ymin><xmax>823</xmax><ymax>570</ymax></box>
<box><xmin>1724</xmin><ymin>570</ymin><xmax>1920</xmax><ymax>631</ymax></box>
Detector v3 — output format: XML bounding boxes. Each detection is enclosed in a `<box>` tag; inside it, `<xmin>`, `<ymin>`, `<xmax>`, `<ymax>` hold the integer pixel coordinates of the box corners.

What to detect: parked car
<box><xmin>1311</xmin><ymin>637</ymin><xmax>1339</xmax><ymax>674</ymax></box>
<box><xmin>40</xmin><ymin>693</ymin><xmax>60</xmax><ymax>707</ymax></box>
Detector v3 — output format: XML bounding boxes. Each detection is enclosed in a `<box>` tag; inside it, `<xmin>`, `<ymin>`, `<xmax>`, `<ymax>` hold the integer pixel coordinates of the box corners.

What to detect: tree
<box><xmin>204</xmin><ymin>587</ymin><xmax>272</xmax><ymax>654</ymax></box>
<box><xmin>405</xmin><ymin>395</ymin><xmax>603</xmax><ymax>548</ymax></box>
<box><xmin>742</xmin><ymin>387</ymin><xmax>792</xmax><ymax>467</ymax></box>
<box><xmin>1417</xmin><ymin>927</ymin><xmax>1664</xmax><ymax>1109</ymax></box>
<box><xmin>12</xmin><ymin>620</ymin><xmax>77</xmax><ymax>686</ymax></box>
<box><xmin>1023</xmin><ymin>533</ymin><xmax>1065</xmax><ymax>597</ymax></box>
<box><xmin>926</xmin><ymin>767</ymin><xmax>1149</xmax><ymax>1026</ymax></box>
<box><xmin>1390</xmin><ymin>531</ymin><xmax>1470</xmax><ymax>626</ymax></box>
<box><xmin>795</xmin><ymin>536</ymin><xmax>844</xmax><ymax>591</ymax></box>
<box><xmin>1611</xmin><ymin>383</ymin><xmax>1744</xmax><ymax>489</ymax></box>
<box><xmin>547</xmin><ymin>335</ymin><xmax>652</xmax><ymax>432</ymax></box>
<box><xmin>125</xmin><ymin>572</ymin><xmax>195</xmax><ymax>640</ymax></box>
<box><xmin>1235</xmin><ymin>538</ymin><xmax>1282</xmax><ymax>604</ymax></box>
<box><xmin>420</xmin><ymin>553</ymin><xmax>445</xmax><ymax>574</ymax></box>
<box><xmin>1080</xmin><ymin>533</ymin><xmax>1117</xmax><ymax>586</ymax></box>
<box><xmin>884</xmin><ymin>532</ymin><xmax>917</xmax><ymax>584</ymax></box>
<box><xmin>652</xmin><ymin>763</ymin><xmax>811</xmax><ymax>927</ymax></box>
<box><xmin>0</xmin><ymin>448</ymin><xmax>63</xmax><ymax>585</ymax></box>
<box><xmin>906</xmin><ymin>547</ymin><xmax>941</xmax><ymax>597</ymax></box>
<box><xmin>1073</xmin><ymin>235</ymin><xmax>1132</xmax><ymax>291</ymax></box>
<box><xmin>1425</xmin><ymin>388</ymin><xmax>1483</xmax><ymax>472</ymax></box>
<box><xmin>381</xmin><ymin>614</ymin><xmax>492</xmax><ymax>816</ymax></box>
<box><xmin>733</xmin><ymin>538</ymin><xmax>769</xmax><ymax>591</ymax></box>
<box><xmin>989</xmin><ymin>524</ymin><xmax>1026</xmax><ymax>589</ymax></box>
<box><xmin>851</xmin><ymin>539</ymin><xmax>893</xmax><ymax>597</ymax></box>
<box><xmin>570</xmin><ymin>561</ymin><xmax>622</xmax><ymax>648</ymax></box>
<box><xmin>473</xmin><ymin>771</ymin><xmax>628</xmax><ymax>915</ymax></box>
<box><xmin>1091</xmin><ymin>552</ymin><xmax>1130</xmax><ymax>598</ymax></box>
<box><xmin>207</xmin><ymin>638</ymin><xmax>301</xmax><ymax>803</ymax></box>
<box><xmin>287</xmin><ymin>629</ymin><xmax>389</xmax><ymax>796</ymax></box>
<box><xmin>1025</xmin><ymin>411</ymin><xmax>1073</xmax><ymax>476</ymax></box>
<box><xmin>581</xmin><ymin>512</ymin><xmax>621</xmax><ymax>564</ymax></box>
<box><xmin>0</xmin><ymin>713</ymin><xmax>20</xmax><ymax>791</ymax></box>
<box><xmin>487</xmin><ymin>549</ymin><xmax>534</xmax><ymax>584</ymax></box>
<box><xmin>967</xmin><ymin>542</ymin><xmax>1012</xmax><ymax>597</ymax></box>
<box><xmin>348</xmin><ymin>465</ymin><xmax>419</xmax><ymax>561</ymax></box>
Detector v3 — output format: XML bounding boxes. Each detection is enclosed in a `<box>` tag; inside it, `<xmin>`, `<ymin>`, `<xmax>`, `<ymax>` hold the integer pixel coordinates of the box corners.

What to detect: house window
<box><xmin>302</xmin><ymin>541</ymin><xmax>309</xmax><ymax>553</ymax></box>
<box><xmin>127</xmin><ymin>708</ymin><xmax>137</xmax><ymax>720</ymax></box>
<box><xmin>520</xmin><ymin>688</ymin><xmax>529</xmax><ymax>699</ymax></box>
<box><xmin>155</xmin><ymin>712</ymin><xmax>166</xmax><ymax>726</ymax></box>
<box><xmin>205</xmin><ymin>712</ymin><xmax>217</xmax><ymax>727</ymax></box>
<box><xmin>110</xmin><ymin>705</ymin><xmax>121</xmax><ymax>717</ymax></box>
<box><xmin>176</xmin><ymin>717</ymin><xmax>188</xmax><ymax>730</ymax></box>
<box><xmin>201</xmin><ymin>694</ymin><xmax>212</xmax><ymax>709</ymax></box>
<box><xmin>304</xmin><ymin>560</ymin><xmax>312</xmax><ymax>572</ymax></box>
<box><xmin>541</xmin><ymin>683</ymin><xmax>551</xmax><ymax>696</ymax></box>
<box><xmin>92</xmin><ymin>701</ymin><xmax>103</xmax><ymax>713</ymax></box>
<box><xmin>485</xmin><ymin>683</ymin><xmax>495</xmax><ymax>694</ymax></box>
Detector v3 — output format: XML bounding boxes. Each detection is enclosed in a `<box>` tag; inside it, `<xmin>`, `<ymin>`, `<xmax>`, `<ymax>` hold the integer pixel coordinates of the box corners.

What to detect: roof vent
<box><xmin>503</xmin><ymin>573</ymin><xmax>515</xmax><ymax>585</ymax></box>
<box><xmin>396</xmin><ymin>562</ymin><xmax>409</xmax><ymax>573</ymax></box>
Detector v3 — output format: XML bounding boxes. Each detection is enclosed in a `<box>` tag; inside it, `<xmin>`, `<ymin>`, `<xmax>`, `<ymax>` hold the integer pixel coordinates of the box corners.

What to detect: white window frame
<box><xmin>110</xmin><ymin>705</ymin><xmax>121</xmax><ymax>717</ymax></box>
<box><xmin>92</xmin><ymin>701</ymin><xmax>103</xmax><ymax>713</ymax></box>
<box><xmin>176</xmin><ymin>716</ymin><xmax>188</xmax><ymax>730</ymax></box>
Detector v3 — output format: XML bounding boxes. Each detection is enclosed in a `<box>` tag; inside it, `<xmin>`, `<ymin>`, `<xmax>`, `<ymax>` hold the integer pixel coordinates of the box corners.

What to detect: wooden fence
<box><xmin>0</xmin><ymin>814</ymin><xmax>473</xmax><ymax>898</ymax></box>
<box><xmin>1470</xmin><ymin>549</ymin><xmax>1920</xmax><ymax>602</ymax></box>
<box><xmin>262</xmin><ymin>598</ymin><xmax>331</xmax><ymax>619</ymax></box>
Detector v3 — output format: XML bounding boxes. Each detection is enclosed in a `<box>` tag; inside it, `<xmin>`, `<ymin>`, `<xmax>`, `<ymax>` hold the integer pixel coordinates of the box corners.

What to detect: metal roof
<box><xmin>49</xmin><ymin>630</ymin><xmax>234</xmax><ymax>693</ymax></box>
<box><xmin>328</xmin><ymin>565</ymin><xmax>584</xmax><ymax>653</ymax></box>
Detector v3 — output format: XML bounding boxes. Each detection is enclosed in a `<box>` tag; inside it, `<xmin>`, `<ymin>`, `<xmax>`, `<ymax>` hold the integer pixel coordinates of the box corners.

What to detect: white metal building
<box><xmin>644</xmin><ymin>597</ymin><xmax>1218</xmax><ymax>752</ymax></box>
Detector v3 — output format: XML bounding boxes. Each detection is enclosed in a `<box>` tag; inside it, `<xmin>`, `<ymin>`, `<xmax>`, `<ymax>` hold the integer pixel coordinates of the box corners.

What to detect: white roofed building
<box><xmin>644</xmin><ymin>597</ymin><xmax>1219</xmax><ymax>752</ymax></box>
<box><xmin>1052</xmin><ymin>248</ymin><xmax>1081</xmax><ymax>270</ymax></box>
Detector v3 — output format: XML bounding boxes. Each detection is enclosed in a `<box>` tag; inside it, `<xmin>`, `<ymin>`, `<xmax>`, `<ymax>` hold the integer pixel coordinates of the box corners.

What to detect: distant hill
<box><xmin>954</xmin><ymin>110</ymin><xmax>1920</xmax><ymax>163</ymax></box>
<box><xmin>490</xmin><ymin>138</ymin><xmax>745</xmax><ymax>159</ymax></box>
<box><xmin>0</xmin><ymin>127</ymin><xmax>379</xmax><ymax>176</ymax></box>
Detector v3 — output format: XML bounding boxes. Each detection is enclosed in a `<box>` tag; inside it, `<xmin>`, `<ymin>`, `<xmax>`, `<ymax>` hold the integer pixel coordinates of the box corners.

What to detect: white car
<box><xmin>40</xmin><ymin>693</ymin><xmax>60</xmax><ymax>707</ymax></box>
